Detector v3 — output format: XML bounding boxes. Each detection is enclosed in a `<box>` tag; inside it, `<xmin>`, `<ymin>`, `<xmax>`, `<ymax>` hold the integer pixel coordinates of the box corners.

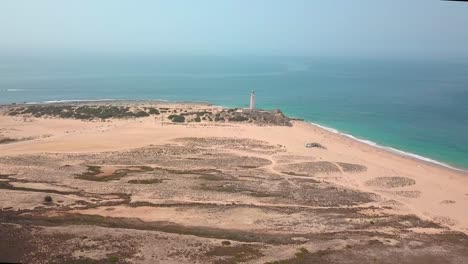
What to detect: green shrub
<box><xmin>44</xmin><ymin>195</ymin><xmax>53</xmax><ymax>203</ymax></box>
<box><xmin>108</xmin><ymin>256</ymin><xmax>119</xmax><ymax>263</ymax></box>
<box><xmin>59</xmin><ymin>111</ymin><xmax>74</xmax><ymax>118</ymax></box>
<box><xmin>228</xmin><ymin>115</ymin><xmax>249</xmax><ymax>122</ymax></box>
<box><xmin>169</xmin><ymin>115</ymin><xmax>185</xmax><ymax>123</ymax></box>
<box><xmin>196</xmin><ymin>111</ymin><xmax>212</xmax><ymax>116</ymax></box>
<box><xmin>134</xmin><ymin>111</ymin><xmax>150</xmax><ymax>117</ymax></box>
<box><xmin>194</xmin><ymin>116</ymin><xmax>201</xmax><ymax>122</ymax></box>
<box><xmin>147</xmin><ymin>108</ymin><xmax>160</xmax><ymax>115</ymax></box>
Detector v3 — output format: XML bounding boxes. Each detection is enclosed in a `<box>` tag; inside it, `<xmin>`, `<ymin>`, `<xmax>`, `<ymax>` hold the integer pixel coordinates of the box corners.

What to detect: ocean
<box><xmin>1</xmin><ymin>55</ymin><xmax>467</xmax><ymax>170</ymax></box>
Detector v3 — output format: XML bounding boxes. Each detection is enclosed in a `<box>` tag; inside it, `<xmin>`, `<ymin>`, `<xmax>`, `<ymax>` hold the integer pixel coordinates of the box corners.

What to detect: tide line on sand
<box><xmin>311</xmin><ymin>122</ymin><xmax>466</xmax><ymax>173</ymax></box>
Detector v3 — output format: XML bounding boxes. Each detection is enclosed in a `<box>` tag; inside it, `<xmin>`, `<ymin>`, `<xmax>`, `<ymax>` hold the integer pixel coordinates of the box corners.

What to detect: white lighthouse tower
<box><xmin>250</xmin><ymin>90</ymin><xmax>256</xmax><ymax>110</ymax></box>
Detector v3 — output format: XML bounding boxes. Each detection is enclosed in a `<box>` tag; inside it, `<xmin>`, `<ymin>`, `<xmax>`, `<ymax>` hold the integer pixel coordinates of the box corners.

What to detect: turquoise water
<box><xmin>1</xmin><ymin>55</ymin><xmax>467</xmax><ymax>169</ymax></box>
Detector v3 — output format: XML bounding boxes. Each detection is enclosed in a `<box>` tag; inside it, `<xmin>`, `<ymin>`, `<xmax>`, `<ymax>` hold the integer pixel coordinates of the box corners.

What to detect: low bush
<box><xmin>169</xmin><ymin>115</ymin><xmax>185</xmax><ymax>123</ymax></box>
<box><xmin>108</xmin><ymin>256</ymin><xmax>119</xmax><ymax>263</ymax></box>
<box><xmin>134</xmin><ymin>111</ymin><xmax>150</xmax><ymax>117</ymax></box>
<box><xmin>44</xmin><ymin>195</ymin><xmax>53</xmax><ymax>203</ymax></box>
<box><xmin>147</xmin><ymin>107</ymin><xmax>160</xmax><ymax>115</ymax></box>
<box><xmin>0</xmin><ymin>137</ymin><xmax>17</xmax><ymax>144</ymax></box>
<box><xmin>228</xmin><ymin>115</ymin><xmax>249</xmax><ymax>122</ymax></box>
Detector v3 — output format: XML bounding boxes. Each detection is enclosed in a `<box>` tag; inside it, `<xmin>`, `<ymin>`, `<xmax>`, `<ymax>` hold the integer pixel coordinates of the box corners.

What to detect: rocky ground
<box><xmin>1</xmin><ymin>136</ymin><xmax>467</xmax><ymax>263</ymax></box>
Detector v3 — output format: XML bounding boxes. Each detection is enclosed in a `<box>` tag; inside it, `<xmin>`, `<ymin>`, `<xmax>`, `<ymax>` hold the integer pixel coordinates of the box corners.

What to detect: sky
<box><xmin>0</xmin><ymin>0</ymin><xmax>467</xmax><ymax>58</ymax></box>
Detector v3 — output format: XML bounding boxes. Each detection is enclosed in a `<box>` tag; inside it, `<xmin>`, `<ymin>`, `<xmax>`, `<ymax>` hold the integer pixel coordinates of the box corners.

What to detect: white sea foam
<box><xmin>311</xmin><ymin>122</ymin><xmax>465</xmax><ymax>172</ymax></box>
<box><xmin>24</xmin><ymin>98</ymin><xmax>175</xmax><ymax>105</ymax></box>
<box><xmin>0</xmin><ymin>88</ymin><xmax>28</xmax><ymax>92</ymax></box>
<box><xmin>25</xmin><ymin>99</ymin><xmax>121</xmax><ymax>104</ymax></box>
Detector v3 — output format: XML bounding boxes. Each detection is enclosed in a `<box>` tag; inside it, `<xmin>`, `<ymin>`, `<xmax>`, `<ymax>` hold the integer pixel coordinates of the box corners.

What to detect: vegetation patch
<box><xmin>134</xmin><ymin>111</ymin><xmax>150</xmax><ymax>117</ymax></box>
<box><xmin>366</xmin><ymin>177</ymin><xmax>416</xmax><ymax>188</ymax></box>
<box><xmin>127</xmin><ymin>178</ymin><xmax>163</xmax><ymax>184</ymax></box>
<box><xmin>147</xmin><ymin>107</ymin><xmax>160</xmax><ymax>115</ymax></box>
<box><xmin>206</xmin><ymin>244</ymin><xmax>264</xmax><ymax>264</ymax></box>
<box><xmin>0</xmin><ymin>137</ymin><xmax>18</xmax><ymax>144</ymax></box>
<box><xmin>108</xmin><ymin>255</ymin><xmax>120</xmax><ymax>263</ymax></box>
<box><xmin>281</xmin><ymin>171</ymin><xmax>308</xmax><ymax>176</ymax></box>
<box><xmin>336</xmin><ymin>162</ymin><xmax>367</xmax><ymax>173</ymax></box>
<box><xmin>174</xmin><ymin>137</ymin><xmax>282</xmax><ymax>154</ymax></box>
<box><xmin>265</xmin><ymin>248</ymin><xmax>332</xmax><ymax>264</ymax></box>
<box><xmin>214</xmin><ymin>116</ymin><xmax>225</xmax><ymax>122</ymax></box>
<box><xmin>75</xmin><ymin>166</ymin><xmax>106</xmax><ymax>180</ymax></box>
<box><xmin>75</xmin><ymin>165</ymin><xmax>155</xmax><ymax>182</ymax></box>
<box><xmin>199</xmin><ymin>183</ymin><xmax>274</xmax><ymax>198</ymax></box>
<box><xmin>228</xmin><ymin>115</ymin><xmax>250</xmax><ymax>122</ymax></box>
<box><xmin>0</xmin><ymin>174</ymin><xmax>14</xmax><ymax>179</ymax></box>
<box><xmin>276</xmin><ymin>161</ymin><xmax>341</xmax><ymax>176</ymax></box>
<box><xmin>158</xmin><ymin>167</ymin><xmax>225</xmax><ymax>177</ymax></box>
<box><xmin>6</xmin><ymin>105</ymin><xmax>160</xmax><ymax>120</ymax></box>
<box><xmin>180</xmin><ymin>111</ymin><xmax>212</xmax><ymax>117</ymax></box>
<box><xmin>168</xmin><ymin>114</ymin><xmax>185</xmax><ymax>123</ymax></box>
<box><xmin>290</xmin><ymin>178</ymin><xmax>321</xmax><ymax>184</ymax></box>
<box><xmin>43</xmin><ymin>195</ymin><xmax>53</xmax><ymax>203</ymax></box>
<box><xmin>305</xmin><ymin>142</ymin><xmax>326</xmax><ymax>149</ymax></box>
<box><xmin>3</xmin><ymin>213</ymin><xmax>297</xmax><ymax>245</ymax></box>
<box><xmin>0</xmin><ymin>181</ymin><xmax>78</xmax><ymax>195</ymax></box>
<box><xmin>199</xmin><ymin>174</ymin><xmax>227</xmax><ymax>181</ymax></box>
<box><xmin>5</xmin><ymin>105</ymin><xmax>292</xmax><ymax>125</ymax></box>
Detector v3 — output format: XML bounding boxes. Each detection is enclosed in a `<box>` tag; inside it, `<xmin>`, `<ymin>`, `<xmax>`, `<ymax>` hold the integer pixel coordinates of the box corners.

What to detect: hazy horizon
<box><xmin>1</xmin><ymin>0</ymin><xmax>468</xmax><ymax>59</ymax></box>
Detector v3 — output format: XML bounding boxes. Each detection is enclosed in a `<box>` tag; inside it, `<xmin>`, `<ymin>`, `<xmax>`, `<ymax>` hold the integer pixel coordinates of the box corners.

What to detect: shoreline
<box><xmin>1</xmin><ymin>98</ymin><xmax>466</xmax><ymax>173</ymax></box>
<box><xmin>309</xmin><ymin>122</ymin><xmax>468</xmax><ymax>174</ymax></box>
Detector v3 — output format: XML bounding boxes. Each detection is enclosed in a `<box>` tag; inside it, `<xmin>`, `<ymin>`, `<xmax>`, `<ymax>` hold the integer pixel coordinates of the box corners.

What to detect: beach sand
<box><xmin>1</xmin><ymin>102</ymin><xmax>467</xmax><ymax>263</ymax></box>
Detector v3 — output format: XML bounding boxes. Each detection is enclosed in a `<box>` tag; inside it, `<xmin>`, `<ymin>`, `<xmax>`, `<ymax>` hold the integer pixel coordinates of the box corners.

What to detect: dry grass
<box><xmin>205</xmin><ymin>244</ymin><xmax>264</xmax><ymax>264</ymax></box>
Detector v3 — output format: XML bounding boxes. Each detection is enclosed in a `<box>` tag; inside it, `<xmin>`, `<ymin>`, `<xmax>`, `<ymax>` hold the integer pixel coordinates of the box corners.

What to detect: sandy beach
<box><xmin>1</xmin><ymin>101</ymin><xmax>467</xmax><ymax>263</ymax></box>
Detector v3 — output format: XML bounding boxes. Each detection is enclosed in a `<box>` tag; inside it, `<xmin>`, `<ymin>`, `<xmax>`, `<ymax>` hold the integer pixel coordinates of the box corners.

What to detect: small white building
<box><xmin>250</xmin><ymin>90</ymin><xmax>256</xmax><ymax>110</ymax></box>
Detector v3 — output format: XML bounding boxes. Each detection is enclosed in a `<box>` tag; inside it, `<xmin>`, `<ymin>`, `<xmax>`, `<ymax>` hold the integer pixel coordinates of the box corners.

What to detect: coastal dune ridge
<box><xmin>1</xmin><ymin>100</ymin><xmax>468</xmax><ymax>263</ymax></box>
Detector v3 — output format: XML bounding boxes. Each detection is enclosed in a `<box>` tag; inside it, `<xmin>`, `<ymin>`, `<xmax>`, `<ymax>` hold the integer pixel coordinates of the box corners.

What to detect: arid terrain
<box><xmin>1</xmin><ymin>102</ymin><xmax>467</xmax><ymax>264</ymax></box>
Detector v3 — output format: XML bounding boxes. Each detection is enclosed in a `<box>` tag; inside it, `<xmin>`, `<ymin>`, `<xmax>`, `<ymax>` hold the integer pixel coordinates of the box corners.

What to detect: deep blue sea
<box><xmin>1</xmin><ymin>55</ymin><xmax>467</xmax><ymax>170</ymax></box>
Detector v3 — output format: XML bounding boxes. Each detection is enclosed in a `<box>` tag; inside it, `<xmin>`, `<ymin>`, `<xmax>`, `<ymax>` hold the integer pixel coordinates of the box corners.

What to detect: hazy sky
<box><xmin>1</xmin><ymin>0</ymin><xmax>467</xmax><ymax>57</ymax></box>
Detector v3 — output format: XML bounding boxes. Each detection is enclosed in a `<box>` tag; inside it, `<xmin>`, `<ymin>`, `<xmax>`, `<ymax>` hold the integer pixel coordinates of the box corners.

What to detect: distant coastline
<box><xmin>1</xmin><ymin>98</ymin><xmax>466</xmax><ymax>174</ymax></box>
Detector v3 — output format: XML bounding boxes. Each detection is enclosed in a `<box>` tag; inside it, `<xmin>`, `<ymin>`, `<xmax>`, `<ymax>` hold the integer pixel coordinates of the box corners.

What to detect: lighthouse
<box><xmin>250</xmin><ymin>90</ymin><xmax>256</xmax><ymax>110</ymax></box>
